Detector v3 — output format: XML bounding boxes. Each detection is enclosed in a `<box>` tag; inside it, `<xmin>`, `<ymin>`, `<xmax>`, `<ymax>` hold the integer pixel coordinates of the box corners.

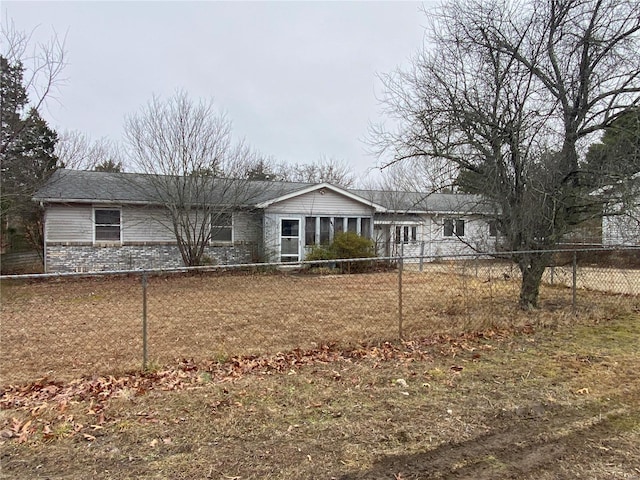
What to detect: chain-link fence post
<box><xmin>142</xmin><ymin>272</ymin><xmax>148</xmax><ymax>370</ymax></box>
<box><xmin>419</xmin><ymin>241</ymin><xmax>425</xmax><ymax>272</ymax></box>
<box><xmin>572</xmin><ymin>251</ymin><xmax>577</xmax><ymax>314</ymax></box>
<box><xmin>398</xmin><ymin>243</ymin><xmax>404</xmax><ymax>340</ymax></box>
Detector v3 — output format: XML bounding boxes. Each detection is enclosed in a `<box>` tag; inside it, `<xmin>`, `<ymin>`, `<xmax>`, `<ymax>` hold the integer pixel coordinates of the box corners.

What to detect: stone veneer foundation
<box><xmin>45</xmin><ymin>243</ymin><xmax>256</xmax><ymax>273</ymax></box>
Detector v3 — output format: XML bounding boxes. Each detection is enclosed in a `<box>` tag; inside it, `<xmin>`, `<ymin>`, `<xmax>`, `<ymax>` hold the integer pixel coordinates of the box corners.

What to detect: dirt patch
<box><xmin>341</xmin><ymin>406</ymin><xmax>639</xmax><ymax>479</ymax></box>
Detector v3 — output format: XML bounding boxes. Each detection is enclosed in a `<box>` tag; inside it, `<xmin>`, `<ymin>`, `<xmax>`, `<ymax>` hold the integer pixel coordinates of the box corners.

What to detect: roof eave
<box><xmin>33</xmin><ymin>198</ymin><xmax>156</xmax><ymax>206</ymax></box>
<box><xmin>33</xmin><ymin>198</ymin><xmax>255</xmax><ymax>209</ymax></box>
<box><xmin>257</xmin><ymin>182</ymin><xmax>388</xmax><ymax>212</ymax></box>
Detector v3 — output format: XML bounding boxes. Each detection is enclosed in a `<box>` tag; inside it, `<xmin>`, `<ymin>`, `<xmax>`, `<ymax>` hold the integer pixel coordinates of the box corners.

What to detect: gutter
<box><xmin>32</xmin><ymin>198</ymin><xmax>254</xmax><ymax>208</ymax></box>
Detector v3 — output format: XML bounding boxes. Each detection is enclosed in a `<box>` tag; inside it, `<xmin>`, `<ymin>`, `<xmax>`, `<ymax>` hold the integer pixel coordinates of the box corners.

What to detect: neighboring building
<box><xmin>33</xmin><ymin>169</ymin><xmax>497</xmax><ymax>273</ymax></box>
<box><xmin>601</xmin><ymin>173</ymin><xmax>640</xmax><ymax>246</ymax></box>
<box><xmin>602</xmin><ymin>208</ymin><xmax>640</xmax><ymax>246</ymax></box>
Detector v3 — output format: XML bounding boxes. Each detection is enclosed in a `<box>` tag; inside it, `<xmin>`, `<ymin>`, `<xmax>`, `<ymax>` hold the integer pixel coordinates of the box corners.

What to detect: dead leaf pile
<box><xmin>0</xmin><ymin>328</ymin><xmax>520</xmax><ymax>444</ymax></box>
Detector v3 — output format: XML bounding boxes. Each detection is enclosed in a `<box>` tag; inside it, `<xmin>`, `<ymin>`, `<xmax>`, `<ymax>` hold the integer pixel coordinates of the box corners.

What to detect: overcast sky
<box><xmin>4</xmin><ymin>1</ymin><xmax>431</xmax><ymax>178</ymax></box>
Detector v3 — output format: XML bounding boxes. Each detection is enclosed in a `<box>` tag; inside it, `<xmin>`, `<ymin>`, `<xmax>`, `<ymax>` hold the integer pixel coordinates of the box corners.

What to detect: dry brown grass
<box><xmin>1</xmin><ymin>310</ymin><xmax>639</xmax><ymax>479</ymax></box>
<box><xmin>1</xmin><ymin>267</ymin><xmax>638</xmax><ymax>385</ymax></box>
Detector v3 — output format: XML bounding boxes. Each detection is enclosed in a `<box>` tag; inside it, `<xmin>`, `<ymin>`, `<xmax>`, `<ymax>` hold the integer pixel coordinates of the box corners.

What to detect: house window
<box><xmin>444</xmin><ymin>218</ymin><xmax>465</xmax><ymax>237</ymax></box>
<box><xmin>444</xmin><ymin>218</ymin><xmax>454</xmax><ymax>237</ymax></box>
<box><xmin>306</xmin><ymin>216</ymin><xmax>373</xmax><ymax>245</ymax></box>
<box><xmin>320</xmin><ymin>217</ymin><xmax>331</xmax><ymax>245</ymax></box>
<box><xmin>395</xmin><ymin>225</ymin><xmax>418</xmax><ymax>244</ymax></box>
<box><xmin>305</xmin><ymin>217</ymin><xmax>316</xmax><ymax>246</ymax></box>
<box><xmin>94</xmin><ymin>208</ymin><xmax>121</xmax><ymax>242</ymax></box>
<box><xmin>211</xmin><ymin>213</ymin><xmax>232</xmax><ymax>242</ymax></box>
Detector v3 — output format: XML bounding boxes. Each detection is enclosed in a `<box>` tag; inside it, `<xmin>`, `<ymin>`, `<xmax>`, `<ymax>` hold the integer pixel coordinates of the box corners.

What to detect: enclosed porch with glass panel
<box><xmin>303</xmin><ymin>216</ymin><xmax>372</xmax><ymax>252</ymax></box>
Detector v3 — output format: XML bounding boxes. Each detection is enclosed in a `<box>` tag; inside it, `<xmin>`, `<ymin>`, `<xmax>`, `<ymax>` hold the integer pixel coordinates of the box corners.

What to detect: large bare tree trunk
<box><xmin>517</xmin><ymin>253</ymin><xmax>549</xmax><ymax>310</ymax></box>
<box><xmin>372</xmin><ymin>0</ymin><xmax>640</xmax><ymax>309</ymax></box>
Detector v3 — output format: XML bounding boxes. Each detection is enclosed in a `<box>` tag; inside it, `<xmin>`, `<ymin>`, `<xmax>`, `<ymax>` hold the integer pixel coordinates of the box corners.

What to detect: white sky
<box><xmin>3</xmin><ymin>1</ymin><xmax>431</xmax><ymax>178</ymax></box>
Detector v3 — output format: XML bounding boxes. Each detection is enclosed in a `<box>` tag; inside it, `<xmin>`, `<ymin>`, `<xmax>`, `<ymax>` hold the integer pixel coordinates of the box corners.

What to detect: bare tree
<box><xmin>275</xmin><ymin>155</ymin><xmax>357</xmax><ymax>188</ymax></box>
<box><xmin>56</xmin><ymin>130</ymin><xmax>124</xmax><ymax>171</ymax></box>
<box><xmin>124</xmin><ymin>91</ymin><xmax>259</xmax><ymax>266</ymax></box>
<box><xmin>1</xmin><ymin>20</ymin><xmax>65</xmax><ymax>256</ymax></box>
<box><xmin>373</xmin><ymin>0</ymin><xmax>640</xmax><ymax>308</ymax></box>
<box><xmin>0</xmin><ymin>18</ymin><xmax>66</xmax><ymax>156</ymax></box>
<box><xmin>374</xmin><ymin>158</ymin><xmax>459</xmax><ymax>194</ymax></box>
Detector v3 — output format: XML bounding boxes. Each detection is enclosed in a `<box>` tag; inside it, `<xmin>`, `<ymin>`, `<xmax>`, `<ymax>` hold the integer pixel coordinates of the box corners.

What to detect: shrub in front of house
<box><xmin>331</xmin><ymin>231</ymin><xmax>376</xmax><ymax>260</ymax></box>
<box><xmin>305</xmin><ymin>232</ymin><xmax>376</xmax><ymax>273</ymax></box>
<box><xmin>305</xmin><ymin>244</ymin><xmax>334</xmax><ymax>262</ymax></box>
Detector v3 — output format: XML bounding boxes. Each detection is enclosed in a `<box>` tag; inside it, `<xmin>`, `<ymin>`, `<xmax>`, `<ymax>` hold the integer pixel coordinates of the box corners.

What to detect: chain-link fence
<box><xmin>1</xmin><ymin>247</ymin><xmax>638</xmax><ymax>385</ymax></box>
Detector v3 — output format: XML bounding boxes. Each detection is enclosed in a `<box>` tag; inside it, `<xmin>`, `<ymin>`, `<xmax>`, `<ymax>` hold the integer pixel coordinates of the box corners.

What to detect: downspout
<box><xmin>41</xmin><ymin>201</ymin><xmax>47</xmax><ymax>273</ymax></box>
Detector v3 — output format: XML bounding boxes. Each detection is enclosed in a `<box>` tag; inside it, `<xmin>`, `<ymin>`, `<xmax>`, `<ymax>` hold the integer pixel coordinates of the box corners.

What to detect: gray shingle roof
<box><xmin>34</xmin><ymin>169</ymin><xmax>311</xmax><ymax>207</ymax></box>
<box><xmin>34</xmin><ymin>169</ymin><xmax>489</xmax><ymax>214</ymax></box>
<box><xmin>350</xmin><ymin>188</ymin><xmax>488</xmax><ymax>214</ymax></box>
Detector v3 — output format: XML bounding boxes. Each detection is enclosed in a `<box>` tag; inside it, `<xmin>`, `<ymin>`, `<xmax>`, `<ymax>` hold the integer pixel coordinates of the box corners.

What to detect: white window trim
<box><xmin>93</xmin><ymin>206</ymin><xmax>122</xmax><ymax>245</ymax></box>
<box><xmin>394</xmin><ymin>223</ymin><xmax>419</xmax><ymax>244</ymax></box>
<box><xmin>280</xmin><ymin>217</ymin><xmax>301</xmax><ymax>262</ymax></box>
<box><xmin>305</xmin><ymin>216</ymin><xmax>373</xmax><ymax>246</ymax></box>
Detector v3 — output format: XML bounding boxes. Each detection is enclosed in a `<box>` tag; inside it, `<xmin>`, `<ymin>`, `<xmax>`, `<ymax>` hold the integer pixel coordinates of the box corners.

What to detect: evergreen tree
<box><xmin>1</xmin><ymin>54</ymin><xmax>59</xmax><ymax>254</ymax></box>
<box><xmin>94</xmin><ymin>159</ymin><xmax>123</xmax><ymax>172</ymax></box>
<box><xmin>0</xmin><ymin>56</ymin><xmax>28</xmax><ymax>157</ymax></box>
<box><xmin>245</xmin><ymin>159</ymin><xmax>277</xmax><ymax>181</ymax></box>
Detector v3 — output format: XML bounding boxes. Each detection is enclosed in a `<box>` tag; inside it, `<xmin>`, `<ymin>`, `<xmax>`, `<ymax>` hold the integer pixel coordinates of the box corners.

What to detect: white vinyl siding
<box><xmin>603</xmin><ymin>205</ymin><xmax>640</xmax><ymax>246</ymax></box>
<box><xmin>263</xmin><ymin>190</ymin><xmax>376</xmax><ymax>262</ymax></box>
<box><xmin>125</xmin><ymin>207</ymin><xmax>175</xmax><ymax>243</ymax></box>
<box><xmin>233</xmin><ymin>211</ymin><xmax>262</xmax><ymax>244</ymax></box>
<box><xmin>45</xmin><ymin>205</ymin><xmax>94</xmax><ymax>243</ymax></box>
<box><xmin>45</xmin><ymin>205</ymin><xmax>263</xmax><ymax>246</ymax></box>
<box><xmin>266</xmin><ymin>189</ymin><xmax>374</xmax><ymax>216</ymax></box>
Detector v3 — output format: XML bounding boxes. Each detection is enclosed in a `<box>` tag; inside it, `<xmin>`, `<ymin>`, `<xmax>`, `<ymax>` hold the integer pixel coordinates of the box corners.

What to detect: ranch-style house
<box><xmin>33</xmin><ymin>169</ymin><xmax>498</xmax><ymax>273</ymax></box>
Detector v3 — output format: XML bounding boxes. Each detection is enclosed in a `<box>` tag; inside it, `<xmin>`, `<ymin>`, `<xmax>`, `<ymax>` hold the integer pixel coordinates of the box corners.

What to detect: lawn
<box><xmin>2</xmin><ymin>267</ymin><xmax>636</xmax><ymax>385</ymax></box>
<box><xmin>1</xmin><ymin>268</ymin><xmax>639</xmax><ymax>478</ymax></box>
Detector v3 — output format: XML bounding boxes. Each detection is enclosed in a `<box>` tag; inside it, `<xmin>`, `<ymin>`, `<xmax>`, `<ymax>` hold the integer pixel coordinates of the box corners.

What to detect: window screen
<box><xmin>212</xmin><ymin>213</ymin><xmax>232</xmax><ymax>242</ymax></box>
<box><xmin>95</xmin><ymin>209</ymin><xmax>121</xmax><ymax>241</ymax></box>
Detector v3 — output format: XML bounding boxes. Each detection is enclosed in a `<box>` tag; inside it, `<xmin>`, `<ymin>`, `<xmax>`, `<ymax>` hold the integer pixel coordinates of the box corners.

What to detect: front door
<box><xmin>280</xmin><ymin>219</ymin><xmax>300</xmax><ymax>262</ymax></box>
